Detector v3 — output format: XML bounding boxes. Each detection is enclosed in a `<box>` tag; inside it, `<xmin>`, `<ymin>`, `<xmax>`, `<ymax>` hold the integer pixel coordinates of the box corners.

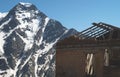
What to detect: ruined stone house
<box><xmin>56</xmin><ymin>22</ymin><xmax>120</xmax><ymax>77</ymax></box>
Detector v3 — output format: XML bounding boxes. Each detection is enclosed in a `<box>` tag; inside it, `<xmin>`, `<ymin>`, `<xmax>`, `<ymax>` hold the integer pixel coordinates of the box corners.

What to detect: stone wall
<box><xmin>56</xmin><ymin>49</ymin><xmax>86</xmax><ymax>77</ymax></box>
<box><xmin>56</xmin><ymin>48</ymin><xmax>104</xmax><ymax>77</ymax></box>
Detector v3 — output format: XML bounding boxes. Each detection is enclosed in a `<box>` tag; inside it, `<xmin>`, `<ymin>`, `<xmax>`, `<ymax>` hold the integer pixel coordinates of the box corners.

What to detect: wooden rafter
<box><xmin>78</xmin><ymin>22</ymin><xmax>120</xmax><ymax>39</ymax></box>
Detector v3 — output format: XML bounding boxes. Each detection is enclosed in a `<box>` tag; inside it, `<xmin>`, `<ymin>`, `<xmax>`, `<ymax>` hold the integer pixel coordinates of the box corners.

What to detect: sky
<box><xmin>0</xmin><ymin>0</ymin><xmax>120</xmax><ymax>31</ymax></box>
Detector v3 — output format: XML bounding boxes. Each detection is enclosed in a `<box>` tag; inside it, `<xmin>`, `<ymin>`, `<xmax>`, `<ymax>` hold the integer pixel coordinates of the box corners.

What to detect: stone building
<box><xmin>56</xmin><ymin>22</ymin><xmax>120</xmax><ymax>77</ymax></box>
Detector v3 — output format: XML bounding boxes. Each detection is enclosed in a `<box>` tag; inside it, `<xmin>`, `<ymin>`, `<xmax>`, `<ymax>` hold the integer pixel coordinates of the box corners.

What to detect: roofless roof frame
<box><xmin>78</xmin><ymin>22</ymin><xmax>120</xmax><ymax>39</ymax></box>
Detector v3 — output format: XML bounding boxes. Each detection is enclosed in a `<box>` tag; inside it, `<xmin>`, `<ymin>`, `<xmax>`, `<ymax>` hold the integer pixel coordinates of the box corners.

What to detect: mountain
<box><xmin>0</xmin><ymin>2</ymin><xmax>78</xmax><ymax>77</ymax></box>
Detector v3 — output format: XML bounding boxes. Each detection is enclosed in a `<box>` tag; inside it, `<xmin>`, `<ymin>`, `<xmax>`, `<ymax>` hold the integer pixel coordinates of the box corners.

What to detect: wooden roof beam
<box><xmin>92</xmin><ymin>22</ymin><xmax>112</xmax><ymax>31</ymax></box>
<box><xmin>80</xmin><ymin>26</ymin><xmax>101</xmax><ymax>37</ymax></box>
<box><xmin>99</xmin><ymin>22</ymin><xmax>120</xmax><ymax>30</ymax></box>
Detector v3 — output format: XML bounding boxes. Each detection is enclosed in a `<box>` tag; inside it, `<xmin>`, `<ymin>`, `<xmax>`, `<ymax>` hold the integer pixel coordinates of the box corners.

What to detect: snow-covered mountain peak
<box><xmin>0</xmin><ymin>2</ymin><xmax>78</xmax><ymax>77</ymax></box>
<box><xmin>19</xmin><ymin>2</ymin><xmax>32</xmax><ymax>7</ymax></box>
<box><xmin>6</xmin><ymin>2</ymin><xmax>40</xmax><ymax>19</ymax></box>
<box><xmin>16</xmin><ymin>2</ymin><xmax>37</xmax><ymax>11</ymax></box>
<box><xmin>1</xmin><ymin>2</ymin><xmax>46</xmax><ymax>33</ymax></box>
<box><xmin>0</xmin><ymin>2</ymin><xmax>49</xmax><ymax>52</ymax></box>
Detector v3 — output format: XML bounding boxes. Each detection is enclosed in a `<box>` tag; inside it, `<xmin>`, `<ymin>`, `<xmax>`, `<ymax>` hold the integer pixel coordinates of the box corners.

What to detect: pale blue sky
<box><xmin>0</xmin><ymin>0</ymin><xmax>120</xmax><ymax>31</ymax></box>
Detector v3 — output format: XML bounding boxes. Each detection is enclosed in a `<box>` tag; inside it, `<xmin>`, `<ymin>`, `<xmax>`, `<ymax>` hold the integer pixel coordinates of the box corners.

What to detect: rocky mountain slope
<box><xmin>0</xmin><ymin>2</ymin><xmax>78</xmax><ymax>77</ymax></box>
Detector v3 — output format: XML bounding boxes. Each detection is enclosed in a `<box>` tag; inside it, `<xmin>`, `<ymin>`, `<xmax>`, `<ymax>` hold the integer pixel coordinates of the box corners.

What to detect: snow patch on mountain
<box><xmin>0</xmin><ymin>18</ymin><xmax>11</xmax><ymax>29</ymax></box>
<box><xmin>0</xmin><ymin>12</ymin><xmax>8</xmax><ymax>20</ymax></box>
<box><xmin>19</xmin><ymin>2</ymin><xmax>32</xmax><ymax>7</ymax></box>
<box><xmin>0</xmin><ymin>18</ymin><xmax>12</xmax><ymax>55</ymax></box>
<box><xmin>14</xmin><ymin>4</ymin><xmax>44</xmax><ymax>51</ymax></box>
<box><xmin>36</xmin><ymin>17</ymin><xmax>50</xmax><ymax>46</ymax></box>
<box><xmin>0</xmin><ymin>32</ymin><xmax>5</xmax><ymax>55</ymax></box>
